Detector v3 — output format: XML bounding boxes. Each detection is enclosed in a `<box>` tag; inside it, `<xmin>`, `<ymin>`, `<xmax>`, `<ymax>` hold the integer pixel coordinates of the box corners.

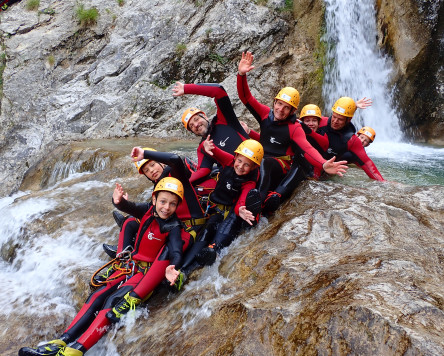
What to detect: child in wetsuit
<box><xmin>183</xmin><ymin>138</ymin><xmax>264</xmax><ymax>269</ymax></box>
<box><xmin>19</xmin><ymin>177</ymin><xmax>188</xmax><ymax>356</ymax></box>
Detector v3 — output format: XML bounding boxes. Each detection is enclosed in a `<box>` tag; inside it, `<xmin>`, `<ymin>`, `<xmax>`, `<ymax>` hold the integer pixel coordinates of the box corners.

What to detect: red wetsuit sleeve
<box><xmin>237</xmin><ymin>74</ymin><xmax>270</xmax><ymax>123</ymax></box>
<box><xmin>189</xmin><ymin>167</ymin><xmax>212</xmax><ymax>184</ymax></box>
<box><xmin>248</xmin><ymin>129</ymin><xmax>261</xmax><ymax>141</ymax></box>
<box><xmin>347</xmin><ymin>136</ymin><xmax>385</xmax><ymax>181</ymax></box>
<box><xmin>307</xmin><ymin>131</ymin><xmax>329</xmax><ymax>151</ymax></box>
<box><xmin>234</xmin><ymin>181</ymin><xmax>256</xmax><ymax>216</ymax></box>
<box><xmin>212</xmin><ymin>145</ymin><xmax>235</xmax><ymax>167</ymax></box>
<box><xmin>319</xmin><ymin>116</ymin><xmax>328</xmax><ymax>128</ymax></box>
<box><xmin>184</xmin><ymin>83</ymin><xmax>242</xmax><ymax>130</ymax></box>
<box><xmin>290</xmin><ymin>123</ymin><xmax>326</xmax><ymax>170</ymax></box>
<box><xmin>189</xmin><ymin>140</ymin><xmax>214</xmax><ymax>184</ymax></box>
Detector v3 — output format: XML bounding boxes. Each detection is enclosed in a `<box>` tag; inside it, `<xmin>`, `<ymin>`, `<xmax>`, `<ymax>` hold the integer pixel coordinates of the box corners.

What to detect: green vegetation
<box><xmin>40</xmin><ymin>7</ymin><xmax>55</xmax><ymax>15</ymax></box>
<box><xmin>26</xmin><ymin>0</ymin><xmax>39</xmax><ymax>11</ymax></box>
<box><xmin>117</xmin><ymin>0</ymin><xmax>124</xmax><ymax>6</ymax></box>
<box><xmin>47</xmin><ymin>55</ymin><xmax>55</xmax><ymax>67</ymax></box>
<box><xmin>313</xmin><ymin>22</ymin><xmax>328</xmax><ymax>85</ymax></box>
<box><xmin>253</xmin><ymin>0</ymin><xmax>268</xmax><ymax>5</ymax></box>
<box><xmin>208</xmin><ymin>53</ymin><xmax>228</xmax><ymax>65</ymax></box>
<box><xmin>279</xmin><ymin>0</ymin><xmax>293</xmax><ymax>13</ymax></box>
<box><xmin>75</xmin><ymin>3</ymin><xmax>99</xmax><ymax>27</ymax></box>
<box><xmin>0</xmin><ymin>51</ymin><xmax>6</xmax><ymax>97</ymax></box>
<box><xmin>175</xmin><ymin>43</ymin><xmax>187</xmax><ymax>58</ymax></box>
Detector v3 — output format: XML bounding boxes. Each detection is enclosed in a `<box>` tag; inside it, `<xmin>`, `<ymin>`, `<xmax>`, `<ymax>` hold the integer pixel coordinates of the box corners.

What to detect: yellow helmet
<box><xmin>357</xmin><ymin>126</ymin><xmax>376</xmax><ymax>142</ymax></box>
<box><xmin>300</xmin><ymin>104</ymin><xmax>322</xmax><ymax>120</ymax></box>
<box><xmin>134</xmin><ymin>147</ymin><xmax>157</xmax><ymax>174</ymax></box>
<box><xmin>234</xmin><ymin>139</ymin><xmax>264</xmax><ymax>166</ymax></box>
<box><xmin>153</xmin><ymin>177</ymin><xmax>184</xmax><ymax>201</ymax></box>
<box><xmin>332</xmin><ymin>97</ymin><xmax>357</xmax><ymax>118</ymax></box>
<box><xmin>181</xmin><ymin>107</ymin><xmax>205</xmax><ymax>131</ymax></box>
<box><xmin>275</xmin><ymin>87</ymin><xmax>300</xmax><ymax>109</ymax></box>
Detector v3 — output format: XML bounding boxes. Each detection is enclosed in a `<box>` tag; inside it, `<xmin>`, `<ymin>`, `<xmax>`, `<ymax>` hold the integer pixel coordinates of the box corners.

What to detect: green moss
<box><xmin>75</xmin><ymin>3</ymin><xmax>99</xmax><ymax>27</ymax></box>
<box><xmin>0</xmin><ymin>51</ymin><xmax>6</xmax><ymax>98</ymax></box>
<box><xmin>117</xmin><ymin>0</ymin><xmax>124</xmax><ymax>6</ymax></box>
<box><xmin>175</xmin><ymin>43</ymin><xmax>187</xmax><ymax>58</ymax></box>
<box><xmin>313</xmin><ymin>19</ymin><xmax>328</xmax><ymax>86</ymax></box>
<box><xmin>26</xmin><ymin>0</ymin><xmax>40</xmax><ymax>11</ymax></box>
<box><xmin>208</xmin><ymin>53</ymin><xmax>228</xmax><ymax>65</ymax></box>
<box><xmin>47</xmin><ymin>55</ymin><xmax>55</xmax><ymax>67</ymax></box>
<box><xmin>279</xmin><ymin>0</ymin><xmax>293</xmax><ymax>13</ymax></box>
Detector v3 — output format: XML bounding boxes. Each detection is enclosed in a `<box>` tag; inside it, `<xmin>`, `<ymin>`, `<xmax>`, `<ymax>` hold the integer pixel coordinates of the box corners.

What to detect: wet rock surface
<box><xmin>2</xmin><ymin>142</ymin><xmax>443</xmax><ymax>355</ymax></box>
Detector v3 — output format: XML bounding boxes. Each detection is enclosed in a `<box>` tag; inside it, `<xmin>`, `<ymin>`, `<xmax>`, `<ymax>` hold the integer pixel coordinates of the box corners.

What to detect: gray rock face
<box><xmin>0</xmin><ymin>0</ymin><xmax>309</xmax><ymax>197</ymax></box>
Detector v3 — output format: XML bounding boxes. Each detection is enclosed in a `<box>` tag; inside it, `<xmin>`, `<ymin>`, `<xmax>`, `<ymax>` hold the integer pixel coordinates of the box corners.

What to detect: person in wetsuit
<box><xmin>184</xmin><ymin>138</ymin><xmax>264</xmax><ymax>269</ymax></box>
<box><xmin>103</xmin><ymin>147</ymin><xmax>207</xmax><ymax>260</ymax></box>
<box><xmin>173</xmin><ymin>82</ymin><xmax>250</xmax><ymax>194</ymax></box>
<box><xmin>356</xmin><ymin>126</ymin><xmax>376</xmax><ymax>147</ymax></box>
<box><xmin>19</xmin><ymin>178</ymin><xmax>188</xmax><ymax>356</ymax></box>
<box><xmin>236</xmin><ymin>51</ymin><xmax>348</xmax><ymax>213</ymax></box>
<box><xmin>309</xmin><ymin>97</ymin><xmax>384</xmax><ymax>181</ymax></box>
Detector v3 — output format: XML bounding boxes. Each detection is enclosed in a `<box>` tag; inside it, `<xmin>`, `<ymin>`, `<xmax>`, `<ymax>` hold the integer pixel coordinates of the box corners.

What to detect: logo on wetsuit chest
<box><xmin>270</xmin><ymin>136</ymin><xmax>281</xmax><ymax>144</ymax></box>
<box><xmin>147</xmin><ymin>232</ymin><xmax>162</xmax><ymax>241</ymax></box>
<box><xmin>327</xmin><ymin>148</ymin><xmax>338</xmax><ymax>155</ymax></box>
<box><xmin>219</xmin><ymin>137</ymin><xmax>229</xmax><ymax>147</ymax></box>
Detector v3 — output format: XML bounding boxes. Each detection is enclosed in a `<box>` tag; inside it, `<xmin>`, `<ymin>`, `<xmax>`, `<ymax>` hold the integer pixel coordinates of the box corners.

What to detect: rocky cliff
<box><xmin>0</xmin><ymin>0</ymin><xmax>325</xmax><ymax>197</ymax></box>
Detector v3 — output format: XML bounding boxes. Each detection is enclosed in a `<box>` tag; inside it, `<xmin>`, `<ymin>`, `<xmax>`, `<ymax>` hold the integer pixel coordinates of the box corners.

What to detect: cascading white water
<box><xmin>322</xmin><ymin>0</ymin><xmax>444</xmax><ymax>185</ymax></box>
<box><xmin>322</xmin><ymin>0</ymin><xmax>401</xmax><ymax>141</ymax></box>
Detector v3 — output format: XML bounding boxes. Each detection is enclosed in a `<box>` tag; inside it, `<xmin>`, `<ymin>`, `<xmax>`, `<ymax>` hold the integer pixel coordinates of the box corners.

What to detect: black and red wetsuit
<box><xmin>183</xmin><ymin>83</ymin><xmax>249</xmax><ymax>191</ymax></box>
<box><xmin>181</xmin><ymin>146</ymin><xmax>260</xmax><ymax>273</ymax></box>
<box><xmin>237</xmin><ymin>73</ymin><xmax>328</xmax><ymax>202</ymax></box>
<box><xmin>315</xmin><ymin>117</ymin><xmax>384</xmax><ymax>181</ymax></box>
<box><xmin>57</xmin><ymin>207</ymin><xmax>188</xmax><ymax>353</ymax></box>
<box><xmin>113</xmin><ymin>150</ymin><xmax>206</xmax><ymax>253</ymax></box>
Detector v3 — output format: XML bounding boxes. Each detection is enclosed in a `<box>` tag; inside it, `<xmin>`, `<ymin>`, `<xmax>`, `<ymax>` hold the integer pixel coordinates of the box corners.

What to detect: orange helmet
<box><xmin>357</xmin><ymin>126</ymin><xmax>376</xmax><ymax>142</ymax></box>
<box><xmin>300</xmin><ymin>104</ymin><xmax>322</xmax><ymax>120</ymax></box>
<box><xmin>153</xmin><ymin>177</ymin><xmax>184</xmax><ymax>201</ymax></box>
<box><xmin>234</xmin><ymin>139</ymin><xmax>264</xmax><ymax>166</ymax></box>
<box><xmin>181</xmin><ymin>107</ymin><xmax>205</xmax><ymax>131</ymax></box>
<box><xmin>134</xmin><ymin>147</ymin><xmax>157</xmax><ymax>174</ymax></box>
<box><xmin>332</xmin><ymin>97</ymin><xmax>357</xmax><ymax>118</ymax></box>
<box><xmin>275</xmin><ymin>87</ymin><xmax>300</xmax><ymax>109</ymax></box>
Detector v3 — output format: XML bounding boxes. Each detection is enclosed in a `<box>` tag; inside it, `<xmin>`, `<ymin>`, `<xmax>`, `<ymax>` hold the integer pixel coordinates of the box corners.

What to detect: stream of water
<box><xmin>1</xmin><ymin>1</ymin><xmax>443</xmax><ymax>355</ymax></box>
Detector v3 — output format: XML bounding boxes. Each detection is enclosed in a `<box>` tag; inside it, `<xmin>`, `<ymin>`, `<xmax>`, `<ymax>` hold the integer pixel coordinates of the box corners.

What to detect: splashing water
<box><xmin>322</xmin><ymin>0</ymin><xmax>444</xmax><ymax>184</ymax></box>
<box><xmin>323</xmin><ymin>0</ymin><xmax>401</xmax><ymax>141</ymax></box>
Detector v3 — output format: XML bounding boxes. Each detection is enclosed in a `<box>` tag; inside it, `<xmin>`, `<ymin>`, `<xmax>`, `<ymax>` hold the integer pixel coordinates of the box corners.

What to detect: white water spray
<box><xmin>322</xmin><ymin>0</ymin><xmax>401</xmax><ymax>141</ymax></box>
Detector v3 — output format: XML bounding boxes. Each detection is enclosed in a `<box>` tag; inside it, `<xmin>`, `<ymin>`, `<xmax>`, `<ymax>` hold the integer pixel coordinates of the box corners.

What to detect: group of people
<box><xmin>19</xmin><ymin>52</ymin><xmax>383</xmax><ymax>356</ymax></box>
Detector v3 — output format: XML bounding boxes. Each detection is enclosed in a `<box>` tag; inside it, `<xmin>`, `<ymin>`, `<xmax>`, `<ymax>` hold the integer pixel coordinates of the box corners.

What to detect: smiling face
<box><xmin>331</xmin><ymin>112</ymin><xmax>351</xmax><ymax>131</ymax></box>
<box><xmin>188</xmin><ymin>114</ymin><xmax>209</xmax><ymax>137</ymax></box>
<box><xmin>273</xmin><ymin>99</ymin><xmax>295</xmax><ymax>121</ymax></box>
<box><xmin>233</xmin><ymin>154</ymin><xmax>257</xmax><ymax>176</ymax></box>
<box><xmin>141</xmin><ymin>161</ymin><xmax>164</xmax><ymax>182</ymax></box>
<box><xmin>357</xmin><ymin>134</ymin><xmax>371</xmax><ymax>147</ymax></box>
<box><xmin>152</xmin><ymin>191</ymin><xmax>179</xmax><ymax>219</ymax></box>
<box><xmin>302</xmin><ymin>116</ymin><xmax>320</xmax><ymax>132</ymax></box>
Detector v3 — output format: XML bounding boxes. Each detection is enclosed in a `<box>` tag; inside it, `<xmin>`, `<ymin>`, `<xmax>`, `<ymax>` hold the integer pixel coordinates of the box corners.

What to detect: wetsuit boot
<box><xmin>18</xmin><ymin>337</ymin><xmax>69</xmax><ymax>356</ymax></box>
<box><xmin>112</xmin><ymin>211</ymin><xmax>128</xmax><ymax>229</ymax></box>
<box><xmin>102</xmin><ymin>243</ymin><xmax>118</xmax><ymax>259</ymax></box>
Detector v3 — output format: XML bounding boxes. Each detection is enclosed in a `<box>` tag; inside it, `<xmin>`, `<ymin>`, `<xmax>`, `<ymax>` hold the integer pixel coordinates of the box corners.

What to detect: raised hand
<box><xmin>172</xmin><ymin>81</ymin><xmax>185</xmax><ymax>97</ymax></box>
<box><xmin>113</xmin><ymin>183</ymin><xmax>127</xmax><ymax>204</ymax></box>
<box><xmin>203</xmin><ymin>135</ymin><xmax>215</xmax><ymax>156</ymax></box>
<box><xmin>356</xmin><ymin>97</ymin><xmax>373</xmax><ymax>109</ymax></box>
<box><xmin>131</xmin><ymin>147</ymin><xmax>144</xmax><ymax>162</ymax></box>
<box><xmin>238</xmin><ymin>51</ymin><xmax>255</xmax><ymax>76</ymax></box>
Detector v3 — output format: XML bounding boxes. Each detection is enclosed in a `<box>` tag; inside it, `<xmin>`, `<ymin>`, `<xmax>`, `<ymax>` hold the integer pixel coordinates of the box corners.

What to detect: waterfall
<box><xmin>322</xmin><ymin>0</ymin><xmax>401</xmax><ymax>141</ymax></box>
